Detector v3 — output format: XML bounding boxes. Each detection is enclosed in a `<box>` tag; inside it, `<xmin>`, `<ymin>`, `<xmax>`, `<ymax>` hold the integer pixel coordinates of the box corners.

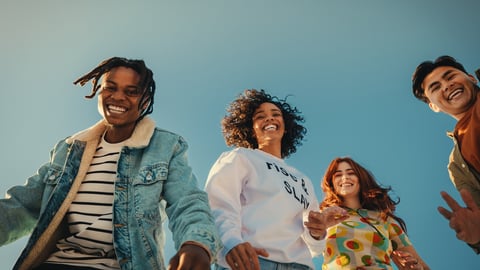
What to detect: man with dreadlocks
<box><xmin>0</xmin><ymin>57</ymin><xmax>220</xmax><ymax>270</ymax></box>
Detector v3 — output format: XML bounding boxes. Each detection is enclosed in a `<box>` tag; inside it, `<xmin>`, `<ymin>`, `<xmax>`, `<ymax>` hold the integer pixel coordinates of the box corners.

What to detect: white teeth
<box><xmin>264</xmin><ymin>124</ymin><xmax>277</xmax><ymax>131</ymax></box>
<box><xmin>108</xmin><ymin>105</ymin><xmax>127</xmax><ymax>113</ymax></box>
<box><xmin>448</xmin><ymin>89</ymin><xmax>463</xmax><ymax>100</ymax></box>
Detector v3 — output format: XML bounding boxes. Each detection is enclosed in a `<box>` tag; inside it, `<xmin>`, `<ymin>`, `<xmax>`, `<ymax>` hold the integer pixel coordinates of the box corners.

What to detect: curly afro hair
<box><xmin>222</xmin><ymin>89</ymin><xmax>307</xmax><ymax>158</ymax></box>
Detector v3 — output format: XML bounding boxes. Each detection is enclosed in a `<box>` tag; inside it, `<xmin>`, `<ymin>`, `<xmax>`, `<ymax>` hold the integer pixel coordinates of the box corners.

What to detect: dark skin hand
<box><xmin>438</xmin><ymin>189</ymin><xmax>480</xmax><ymax>244</ymax></box>
<box><xmin>168</xmin><ymin>244</ymin><xmax>211</xmax><ymax>270</ymax></box>
<box><xmin>225</xmin><ymin>242</ymin><xmax>269</xmax><ymax>270</ymax></box>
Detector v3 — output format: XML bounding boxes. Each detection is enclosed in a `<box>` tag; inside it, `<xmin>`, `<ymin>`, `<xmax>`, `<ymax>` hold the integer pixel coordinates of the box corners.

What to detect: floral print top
<box><xmin>322</xmin><ymin>208</ymin><xmax>411</xmax><ymax>270</ymax></box>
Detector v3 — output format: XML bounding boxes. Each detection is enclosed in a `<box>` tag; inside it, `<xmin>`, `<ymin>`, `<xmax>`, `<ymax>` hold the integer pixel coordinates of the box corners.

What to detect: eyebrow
<box><xmin>253</xmin><ymin>108</ymin><xmax>281</xmax><ymax>116</ymax></box>
<box><xmin>104</xmin><ymin>80</ymin><xmax>139</xmax><ymax>89</ymax></box>
<box><xmin>334</xmin><ymin>168</ymin><xmax>354</xmax><ymax>173</ymax></box>
<box><xmin>104</xmin><ymin>80</ymin><xmax>117</xmax><ymax>85</ymax></box>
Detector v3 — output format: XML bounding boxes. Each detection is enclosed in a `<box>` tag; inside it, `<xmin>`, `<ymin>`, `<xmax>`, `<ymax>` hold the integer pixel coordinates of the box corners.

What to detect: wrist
<box><xmin>181</xmin><ymin>241</ymin><xmax>212</xmax><ymax>262</ymax></box>
<box><xmin>310</xmin><ymin>231</ymin><xmax>325</xmax><ymax>240</ymax></box>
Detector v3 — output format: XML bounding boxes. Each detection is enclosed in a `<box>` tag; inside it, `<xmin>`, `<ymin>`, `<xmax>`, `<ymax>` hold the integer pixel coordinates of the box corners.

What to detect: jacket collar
<box><xmin>66</xmin><ymin>117</ymin><xmax>156</xmax><ymax>148</ymax></box>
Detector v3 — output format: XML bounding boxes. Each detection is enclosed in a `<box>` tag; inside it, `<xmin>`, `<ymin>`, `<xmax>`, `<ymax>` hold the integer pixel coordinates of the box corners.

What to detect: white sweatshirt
<box><xmin>205</xmin><ymin>148</ymin><xmax>324</xmax><ymax>268</ymax></box>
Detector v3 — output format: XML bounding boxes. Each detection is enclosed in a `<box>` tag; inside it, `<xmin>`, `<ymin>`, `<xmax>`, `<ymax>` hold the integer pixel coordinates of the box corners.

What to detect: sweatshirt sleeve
<box><xmin>204</xmin><ymin>150</ymin><xmax>251</xmax><ymax>258</ymax></box>
<box><xmin>301</xmin><ymin>178</ymin><xmax>325</xmax><ymax>257</ymax></box>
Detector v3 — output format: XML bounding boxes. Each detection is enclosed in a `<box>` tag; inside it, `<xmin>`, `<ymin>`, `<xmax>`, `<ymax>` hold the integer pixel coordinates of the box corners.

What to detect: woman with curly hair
<box><xmin>320</xmin><ymin>157</ymin><xmax>430</xmax><ymax>270</ymax></box>
<box><xmin>205</xmin><ymin>89</ymin><xmax>346</xmax><ymax>270</ymax></box>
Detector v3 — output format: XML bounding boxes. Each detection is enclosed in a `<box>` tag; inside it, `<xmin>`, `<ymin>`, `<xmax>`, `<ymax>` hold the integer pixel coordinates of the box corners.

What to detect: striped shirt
<box><xmin>46</xmin><ymin>136</ymin><xmax>123</xmax><ymax>269</ymax></box>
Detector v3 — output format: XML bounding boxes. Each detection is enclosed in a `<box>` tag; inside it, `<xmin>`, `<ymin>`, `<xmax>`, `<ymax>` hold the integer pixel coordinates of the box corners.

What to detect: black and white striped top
<box><xmin>46</xmin><ymin>136</ymin><xmax>123</xmax><ymax>269</ymax></box>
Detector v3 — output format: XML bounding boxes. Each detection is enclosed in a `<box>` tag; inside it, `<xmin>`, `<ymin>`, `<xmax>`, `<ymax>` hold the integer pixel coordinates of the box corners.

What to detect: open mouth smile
<box><xmin>447</xmin><ymin>88</ymin><xmax>463</xmax><ymax>101</ymax></box>
<box><xmin>107</xmin><ymin>104</ymin><xmax>127</xmax><ymax>114</ymax></box>
<box><xmin>264</xmin><ymin>124</ymin><xmax>277</xmax><ymax>131</ymax></box>
<box><xmin>339</xmin><ymin>182</ymin><xmax>354</xmax><ymax>188</ymax></box>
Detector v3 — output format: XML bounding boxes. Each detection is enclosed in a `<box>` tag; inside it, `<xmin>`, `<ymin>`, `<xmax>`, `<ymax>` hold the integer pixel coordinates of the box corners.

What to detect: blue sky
<box><xmin>0</xmin><ymin>1</ymin><xmax>479</xmax><ymax>269</ymax></box>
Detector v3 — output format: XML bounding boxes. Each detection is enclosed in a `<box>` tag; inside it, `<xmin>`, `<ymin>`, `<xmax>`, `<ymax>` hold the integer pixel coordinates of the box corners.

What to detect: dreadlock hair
<box><xmin>74</xmin><ymin>57</ymin><xmax>156</xmax><ymax>121</ymax></box>
<box><xmin>221</xmin><ymin>89</ymin><xmax>307</xmax><ymax>158</ymax></box>
<box><xmin>320</xmin><ymin>157</ymin><xmax>407</xmax><ymax>232</ymax></box>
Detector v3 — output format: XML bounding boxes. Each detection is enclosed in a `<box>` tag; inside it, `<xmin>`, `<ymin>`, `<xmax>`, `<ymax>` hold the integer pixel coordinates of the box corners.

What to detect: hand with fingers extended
<box><xmin>392</xmin><ymin>250</ymin><xmax>424</xmax><ymax>270</ymax></box>
<box><xmin>437</xmin><ymin>189</ymin><xmax>480</xmax><ymax>245</ymax></box>
<box><xmin>225</xmin><ymin>242</ymin><xmax>269</xmax><ymax>270</ymax></box>
<box><xmin>304</xmin><ymin>206</ymin><xmax>349</xmax><ymax>239</ymax></box>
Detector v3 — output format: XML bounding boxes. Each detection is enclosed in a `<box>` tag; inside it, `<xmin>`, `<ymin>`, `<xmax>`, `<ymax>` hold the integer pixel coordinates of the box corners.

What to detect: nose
<box><xmin>443</xmin><ymin>81</ymin><xmax>454</xmax><ymax>92</ymax></box>
<box><xmin>110</xmin><ymin>90</ymin><xmax>126</xmax><ymax>100</ymax></box>
<box><xmin>265</xmin><ymin>115</ymin><xmax>274</xmax><ymax>122</ymax></box>
<box><xmin>341</xmin><ymin>174</ymin><xmax>349</xmax><ymax>180</ymax></box>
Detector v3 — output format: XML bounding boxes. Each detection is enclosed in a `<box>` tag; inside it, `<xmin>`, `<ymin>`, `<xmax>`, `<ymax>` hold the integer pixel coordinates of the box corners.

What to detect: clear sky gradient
<box><xmin>1</xmin><ymin>1</ymin><xmax>479</xmax><ymax>269</ymax></box>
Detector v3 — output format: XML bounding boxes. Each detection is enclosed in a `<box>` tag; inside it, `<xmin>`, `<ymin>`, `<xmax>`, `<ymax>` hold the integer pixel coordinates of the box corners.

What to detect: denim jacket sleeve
<box><xmin>0</xmin><ymin>161</ymin><xmax>49</xmax><ymax>246</ymax></box>
<box><xmin>0</xmin><ymin>136</ymin><xmax>73</xmax><ymax>247</ymax></box>
<box><xmin>162</xmin><ymin>136</ymin><xmax>220</xmax><ymax>260</ymax></box>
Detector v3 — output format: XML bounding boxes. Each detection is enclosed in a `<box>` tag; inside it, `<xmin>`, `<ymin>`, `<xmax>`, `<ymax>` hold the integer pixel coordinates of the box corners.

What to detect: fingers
<box><xmin>440</xmin><ymin>191</ymin><xmax>462</xmax><ymax>211</ymax></box>
<box><xmin>307</xmin><ymin>208</ymin><xmax>349</xmax><ymax>224</ymax></box>
<box><xmin>307</xmin><ymin>210</ymin><xmax>322</xmax><ymax>222</ymax></box>
<box><xmin>245</xmin><ymin>245</ymin><xmax>261</xmax><ymax>270</ymax></box>
<box><xmin>449</xmin><ymin>213</ymin><xmax>470</xmax><ymax>242</ymax></box>
<box><xmin>226</xmin><ymin>250</ymin><xmax>242</xmax><ymax>270</ymax></box>
<box><xmin>304</xmin><ymin>211</ymin><xmax>326</xmax><ymax>239</ymax></box>
<box><xmin>459</xmin><ymin>189</ymin><xmax>478</xmax><ymax>210</ymax></box>
<box><xmin>392</xmin><ymin>251</ymin><xmax>421</xmax><ymax>269</ymax></box>
<box><xmin>321</xmin><ymin>206</ymin><xmax>348</xmax><ymax>215</ymax></box>
<box><xmin>304</xmin><ymin>211</ymin><xmax>324</xmax><ymax>228</ymax></box>
<box><xmin>320</xmin><ymin>207</ymin><xmax>349</xmax><ymax>227</ymax></box>
<box><xmin>253</xmin><ymin>247</ymin><xmax>269</xmax><ymax>257</ymax></box>
<box><xmin>305</xmin><ymin>209</ymin><xmax>349</xmax><ymax>239</ymax></box>
<box><xmin>226</xmin><ymin>242</ymin><xmax>261</xmax><ymax>270</ymax></box>
<box><xmin>437</xmin><ymin>206</ymin><xmax>453</xmax><ymax>220</ymax></box>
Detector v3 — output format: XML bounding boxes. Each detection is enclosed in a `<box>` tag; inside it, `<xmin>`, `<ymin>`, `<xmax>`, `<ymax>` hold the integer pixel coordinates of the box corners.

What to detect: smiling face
<box><xmin>422</xmin><ymin>66</ymin><xmax>478</xmax><ymax>120</ymax></box>
<box><xmin>333</xmin><ymin>161</ymin><xmax>360</xmax><ymax>202</ymax></box>
<box><xmin>252</xmin><ymin>102</ymin><xmax>285</xmax><ymax>146</ymax></box>
<box><xmin>98</xmin><ymin>66</ymin><xmax>144</xmax><ymax>141</ymax></box>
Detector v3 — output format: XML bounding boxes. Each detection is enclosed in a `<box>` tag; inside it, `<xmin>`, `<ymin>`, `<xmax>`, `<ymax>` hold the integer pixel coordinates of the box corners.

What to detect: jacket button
<box><xmin>462</xmin><ymin>163</ymin><xmax>466</xmax><ymax>168</ymax></box>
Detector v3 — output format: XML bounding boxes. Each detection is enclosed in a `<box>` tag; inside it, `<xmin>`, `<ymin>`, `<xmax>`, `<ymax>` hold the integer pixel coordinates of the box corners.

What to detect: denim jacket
<box><xmin>0</xmin><ymin>117</ymin><xmax>220</xmax><ymax>270</ymax></box>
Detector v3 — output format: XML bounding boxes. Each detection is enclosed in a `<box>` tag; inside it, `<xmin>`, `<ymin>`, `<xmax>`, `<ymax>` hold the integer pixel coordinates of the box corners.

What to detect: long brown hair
<box><xmin>320</xmin><ymin>157</ymin><xmax>407</xmax><ymax>232</ymax></box>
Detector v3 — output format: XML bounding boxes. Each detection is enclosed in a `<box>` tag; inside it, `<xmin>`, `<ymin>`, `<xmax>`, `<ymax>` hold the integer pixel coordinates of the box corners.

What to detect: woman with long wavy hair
<box><xmin>320</xmin><ymin>157</ymin><xmax>430</xmax><ymax>270</ymax></box>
